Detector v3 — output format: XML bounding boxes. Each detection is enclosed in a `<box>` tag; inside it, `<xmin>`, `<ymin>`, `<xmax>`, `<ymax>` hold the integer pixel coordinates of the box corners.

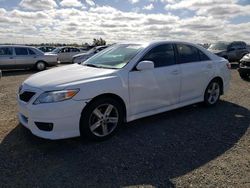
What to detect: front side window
<box><xmin>15</xmin><ymin>48</ymin><xmax>28</xmax><ymax>56</ymax></box>
<box><xmin>83</xmin><ymin>44</ymin><xmax>144</xmax><ymax>69</ymax></box>
<box><xmin>176</xmin><ymin>44</ymin><xmax>200</xmax><ymax>63</ymax></box>
<box><xmin>0</xmin><ymin>47</ymin><xmax>12</xmax><ymax>56</ymax></box>
<box><xmin>141</xmin><ymin>44</ymin><xmax>176</xmax><ymax>68</ymax></box>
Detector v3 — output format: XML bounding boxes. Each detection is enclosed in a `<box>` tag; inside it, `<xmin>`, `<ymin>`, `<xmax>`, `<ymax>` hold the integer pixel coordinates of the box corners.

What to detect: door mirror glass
<box><xmin>136</xmin><ymin>61</ymin><xmax>154</xmax><ymax>71</ymax></box>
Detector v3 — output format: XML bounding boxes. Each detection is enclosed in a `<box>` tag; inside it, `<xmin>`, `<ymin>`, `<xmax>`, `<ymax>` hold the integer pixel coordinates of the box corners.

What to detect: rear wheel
<box><xmin>80</xmin><ymin>98</ymin><xmax>124</xmax><ymax>141</ymax></box>
<box><xmin>204</xmin><ymin>80</ymin><xmax>221</xmax><ymax>106</ymax></box>
<box><xmin>36</xmin><ymin>61</ymin><xmax>46</xmax><ymax>71</ymax></box>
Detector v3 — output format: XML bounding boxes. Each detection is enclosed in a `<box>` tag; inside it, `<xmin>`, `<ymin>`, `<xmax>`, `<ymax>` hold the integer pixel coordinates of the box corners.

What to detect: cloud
<box><xmin>0</xmin><ymin>2</ymin><xmax>250</xmax><ymax>44</ymax></box>
<box><xmin>19</xmin><ymin>0</ymin><xmax>57</xmax><ymax>10</ymax></box>
<box><xmin>143</xmin><ymin>3</ymin><xmax>154</xmax><ymax>10</ymax></box>
<box><xmin>164</xmin><ymin>0</ymin><xmax>250</xmax><ymax>19</ymax></box>
<box><xmin>85</xmin><ymin>0</ymin><xmax>95</xmax><ymax>6</ymax></box>
<box><xmin>60</xmin><ymin>0</ymin><xmax>84</xmax><ymax>7</ymax></box>
<box><xmin>128</xmin><ymin>0</ymin><xmax>140</xmax><ymax>4</ymax></box>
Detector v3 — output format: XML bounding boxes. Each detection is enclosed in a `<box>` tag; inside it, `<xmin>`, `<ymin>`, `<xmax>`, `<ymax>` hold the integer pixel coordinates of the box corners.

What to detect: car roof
<box><xmin>0</xmin><ymin>45</ymin><xmax>36</xmax><ymax>48</ymax></box>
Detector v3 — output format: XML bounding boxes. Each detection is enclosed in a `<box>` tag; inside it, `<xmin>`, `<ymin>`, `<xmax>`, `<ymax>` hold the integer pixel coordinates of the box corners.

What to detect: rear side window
<box><xmin>141</xmin><ymin>44</ymin><xmax>176</xmax><ymax>68</ymax></box>
<box><xmin>28</xmin><ymin>49</ymin><xmax>36</xmax><ymax>55</ymax></box>
<box><xmin>15</xmin><ymin>48</ymin><xmax>28</xmax><ymax>55</ymax></box>
<box><xmin>199</xmin><ymin>50</ymin><xmax>210</xmax><ymax>61</ymax></box>
<box><xmin>0</xmin><ymin>47</ymin><xmax>12</xmax><ymax>56</ymax></box>
<box><xmin>176</xmin><ymin>44</ymin><xmax>200</xmax><ymax>63</ymax></box>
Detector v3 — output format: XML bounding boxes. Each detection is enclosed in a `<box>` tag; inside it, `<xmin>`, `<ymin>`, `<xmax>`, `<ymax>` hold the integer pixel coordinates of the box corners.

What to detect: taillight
<box><xmin>226</xmin><ymin>63</ymin><xmax>231</xmax><ymax>69</ymax></box>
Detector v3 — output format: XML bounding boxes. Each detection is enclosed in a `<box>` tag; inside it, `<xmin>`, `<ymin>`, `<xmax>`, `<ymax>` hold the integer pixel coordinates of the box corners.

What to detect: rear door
<box><xmin>14</xmin><ymin>47</ymin><xmax>35</xmax><ymax>68</ymax></box>
<box><xmin>0</xmin><ymin>47</ymin><xmax>15</xmax><ymax>69</ymax></box>
<box><xmin>176</xmin><ymin>43</ymin><xmax>214</xmax><ymax>103</ymax></box>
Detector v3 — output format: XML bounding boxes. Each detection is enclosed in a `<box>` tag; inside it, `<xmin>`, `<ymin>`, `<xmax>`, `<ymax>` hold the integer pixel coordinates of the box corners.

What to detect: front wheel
<box><xmin>239</xmin><ymin>72</ymin><xmax>249</xmax><ymax>80</ymax></box>
<box><xmin>80</xmin><ymin>98</ymin><xmax>124</xmax><ymax>141</ymax></box>
<box><xmin>36</xmin><ymin>61</ymin><xmax>46</xmax><ymax>71</ymax></box>
<box><xmin>204</xmin><ymin>80</ymin><xmax>221</xmax><ymax>106</ymax></box>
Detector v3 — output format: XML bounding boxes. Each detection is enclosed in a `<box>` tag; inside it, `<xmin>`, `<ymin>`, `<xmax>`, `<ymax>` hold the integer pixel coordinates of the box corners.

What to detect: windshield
<box><xmin>209</xmin><ymin>42</ymin><xmax>229</xmax><ymax>50</ymax></box>
<box><xmin>82</xmin><ymin>44</ymin><xmax>144</xmax><ymax>69</ymax></box>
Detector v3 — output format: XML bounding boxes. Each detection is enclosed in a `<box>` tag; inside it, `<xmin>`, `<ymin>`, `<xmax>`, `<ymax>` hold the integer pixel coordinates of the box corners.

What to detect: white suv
<box><xmin>18</xmin><ymin>41</ymin><xmax>231</xmax><ymax>141</ymax></box>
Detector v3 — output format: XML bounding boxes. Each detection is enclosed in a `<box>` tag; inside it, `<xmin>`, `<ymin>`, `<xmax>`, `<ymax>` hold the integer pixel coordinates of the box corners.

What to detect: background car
<box><xmin>72</xmin><ymin>46</ymin><xmax>108</xmax><ymax>64</ymax></box>
<box><xmin>208</xmin><ymin>41</ymin><xmax>249</xmax><ymax>62</ymax></box>
<box><xmin>18</xmin><ymin>41</ymin><xmax>230</xmax><ymax>141</ymax></box>
<box><xmin>48</xmin><ymin>46</ymin><xmax>83</xmax><ymax>63</ymax></box>
<box><xmin>0</xmin><ymin>45</ymin><xmax>58</xmax><ymax>71</ymax></box>
<box><xmin>38</xmin><ymin>46</ymin><xmax>55</xmax><ymax>53</ymax></box>
<box><xmin>238</xmin><ymin>53</ymin><xmax>250</xmax><ymax>79</ymax></box>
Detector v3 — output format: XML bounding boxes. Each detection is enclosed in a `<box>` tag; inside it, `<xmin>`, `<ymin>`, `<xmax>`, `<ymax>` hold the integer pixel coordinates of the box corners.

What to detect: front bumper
<box><xmin>18</xmin><ymin>85</ymin><xmax>88</xmax><ymax>140</ymax></box>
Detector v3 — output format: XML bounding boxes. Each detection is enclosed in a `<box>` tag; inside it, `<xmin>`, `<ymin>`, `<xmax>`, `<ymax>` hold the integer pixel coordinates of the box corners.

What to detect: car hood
<box><xmin>24</xmin><ymin>64</ymin><xmax>118</xmax><ymax>90</ymax></box>
<box><xmin>73</xmin><ymin>52</ymin><xmax>91</xmax><ymax>58</ymax></box>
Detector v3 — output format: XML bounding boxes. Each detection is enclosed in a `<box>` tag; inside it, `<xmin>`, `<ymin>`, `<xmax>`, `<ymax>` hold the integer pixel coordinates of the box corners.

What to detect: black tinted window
<box><xmin>28</xmin><ymin>49</ymin><xmax>36</xmax><ymax>55</ymax></box>
<box><xmin>176</xmin><ymin>44</ymin><xmax>200</xmax><ymax>63</ymax></box>
<box><xmin>15</xmin><ymin>48</ymin><xmax>28</xmax><ymax>55</ymax></box>
<box><xmin>141</xmin><ymin>44</ymin><xmax>175</xmax><ymax>67</ymax></box>
<box><xmin>0</xmin><ymin>47</ymin><xmax>12</xmax><ymax>56</ymax></box>
<box><xmin>199</xmin><ymin>50</ymin><xmax>210</xmax><ymax>61</ymax></box>
<box><xmin>71</xmin><ymin>48</ymin><xmax>80</xmax><ymax>52</ymax></box>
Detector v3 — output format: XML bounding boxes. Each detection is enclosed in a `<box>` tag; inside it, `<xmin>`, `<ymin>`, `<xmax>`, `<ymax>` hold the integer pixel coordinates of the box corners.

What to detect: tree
<box><xmin>92</xmin><ymin>38</ymin><xmax>106</xmax><ymax>46</ymax></box>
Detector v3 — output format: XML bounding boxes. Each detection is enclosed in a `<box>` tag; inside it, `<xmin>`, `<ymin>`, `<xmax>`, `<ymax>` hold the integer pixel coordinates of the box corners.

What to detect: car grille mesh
<box><xmin>19</xmin><ymin>91</ymin><xmax>36</xmax><ymax>102</ymax></box>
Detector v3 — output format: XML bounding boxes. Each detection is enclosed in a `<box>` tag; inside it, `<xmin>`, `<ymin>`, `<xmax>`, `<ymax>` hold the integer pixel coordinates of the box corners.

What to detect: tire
<box><xmin>80</xmin><ymin>98</ymin><xmax>124</xmax><ymax>141</ymax></box>
<box><xmin>239</xmin><ymin>72</ymin><xmax>249</xmax><ymax>80</ymax></box>
<box><xmin>204</xmin><ymin>80</ymin><xmax>221</xmax><ymax>106</ymax></box>
<box><xmin>36</xmin><ymin>61</ymin><xmax>46</xmax><ymax>71</ymax></box>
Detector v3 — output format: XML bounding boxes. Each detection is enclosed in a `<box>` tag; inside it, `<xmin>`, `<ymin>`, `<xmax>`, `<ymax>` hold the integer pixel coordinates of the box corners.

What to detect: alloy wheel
<box><xmin>89</xmin><ymin>104</ymin><xmax>119</xmax><ymax>137</ymax></box>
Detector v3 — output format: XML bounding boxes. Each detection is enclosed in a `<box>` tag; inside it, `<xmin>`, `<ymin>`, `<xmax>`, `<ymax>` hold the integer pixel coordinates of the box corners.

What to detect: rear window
<box><xmin>0</xmin><ymin>47</ymin><xmax>12</xmax><ymax>56</ymax></box>
<box><xmin>28</xmin><ymin>49</ymin><xmax>36</xmax><ymax>55</ymax></box>
<box><xmin>15</xmin><ymin>48</ymin><xmax>28</xmax><ymax>55</ymax></box>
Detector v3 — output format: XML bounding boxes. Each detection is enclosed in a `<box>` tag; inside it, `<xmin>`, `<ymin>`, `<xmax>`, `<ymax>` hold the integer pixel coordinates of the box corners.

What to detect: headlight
<box><xmin>33</xmin><ymin>89</ymin><xmax>79</xmax><ymax>105</ymax></box>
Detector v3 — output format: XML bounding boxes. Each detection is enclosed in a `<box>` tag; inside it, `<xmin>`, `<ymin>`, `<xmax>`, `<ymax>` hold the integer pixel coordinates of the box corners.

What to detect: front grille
<box><xmin>19</xmin><ymin>91</ymin><xmax>36</xmax><ymax>102</ymax></box>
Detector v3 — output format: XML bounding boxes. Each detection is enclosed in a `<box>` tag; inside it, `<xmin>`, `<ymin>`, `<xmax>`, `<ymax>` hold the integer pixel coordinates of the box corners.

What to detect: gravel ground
<box><xmin>0</xmin><ymin>67</ymin><xmax>249</xmax><ymax>188</ymax></box>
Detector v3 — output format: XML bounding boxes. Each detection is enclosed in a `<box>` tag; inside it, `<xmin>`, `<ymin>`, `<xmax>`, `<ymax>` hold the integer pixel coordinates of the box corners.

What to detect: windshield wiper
<box><xmin>84</xmin><ymin>64</ymin><xmax>101</xmax><ymax>68</ymax></box>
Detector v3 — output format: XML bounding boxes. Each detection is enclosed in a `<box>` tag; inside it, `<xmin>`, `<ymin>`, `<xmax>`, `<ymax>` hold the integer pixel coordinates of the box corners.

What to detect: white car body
<box><xmin>18</xmin><ymin>41</ymin><xmax>231</xmax><ymax>140</ymax></box>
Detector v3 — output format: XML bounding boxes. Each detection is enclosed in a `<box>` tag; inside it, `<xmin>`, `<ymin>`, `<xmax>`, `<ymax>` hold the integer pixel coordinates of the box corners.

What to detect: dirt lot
<box><xmin>0</xmin><ymin>67</ymin><xmax>249</xmax><ymax>188</ymax></box>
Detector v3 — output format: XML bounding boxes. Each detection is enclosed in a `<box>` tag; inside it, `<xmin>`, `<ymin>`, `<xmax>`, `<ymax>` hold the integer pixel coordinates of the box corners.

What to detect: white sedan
<box><xmin>18</xmin><ymin>41</ymin><xmax>231</xmax><ymax>141</ymax></box>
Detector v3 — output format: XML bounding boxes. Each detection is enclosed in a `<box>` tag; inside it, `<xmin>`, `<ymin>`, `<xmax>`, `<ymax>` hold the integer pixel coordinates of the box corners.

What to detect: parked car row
<box><xmin>208</xmin><ymin>41</ymin><xmax>249</xmax><ymax>62</ymax></box>
<box><xmin>0</xmin><ymin>45</ymin><xmax>58</xmax><ymax>71</ymax></box>
<box><xmin>0</xmin><ymin>45</ymin><xmax>108</xmax><ymax>71</ymax></box>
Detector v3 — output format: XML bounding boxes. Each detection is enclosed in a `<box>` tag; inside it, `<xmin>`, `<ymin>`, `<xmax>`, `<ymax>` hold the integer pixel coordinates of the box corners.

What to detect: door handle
<box><xmin>171</xmin><ymin>70</ymin><xmax>179</xmax><ymax>75</ymax></box>
<box><xmin>9</xmin><ymin>57</ymin><xmax>14</xmax><ymax>59</ymax></box>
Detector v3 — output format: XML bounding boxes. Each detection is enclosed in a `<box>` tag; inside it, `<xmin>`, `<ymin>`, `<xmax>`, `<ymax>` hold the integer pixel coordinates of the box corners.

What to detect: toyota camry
<box><xmin>18</xmin><ymin>41</ymin><xmax>231</xmax><ymax>141</ymax></box>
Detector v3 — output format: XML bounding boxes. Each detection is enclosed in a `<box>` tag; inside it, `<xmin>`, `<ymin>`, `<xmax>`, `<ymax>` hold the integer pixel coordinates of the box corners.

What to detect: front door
<box><xmin>128</xmin><ymin>44</ymin><xmax>181</xmax><ymax>116</ymax></box>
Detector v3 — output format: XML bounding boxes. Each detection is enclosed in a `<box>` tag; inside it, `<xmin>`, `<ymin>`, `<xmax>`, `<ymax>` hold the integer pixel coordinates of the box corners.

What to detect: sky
<box><xmin>0</xmin><ymin>0</ymin><xmax>250</xmax><ymax>44</ymax></box>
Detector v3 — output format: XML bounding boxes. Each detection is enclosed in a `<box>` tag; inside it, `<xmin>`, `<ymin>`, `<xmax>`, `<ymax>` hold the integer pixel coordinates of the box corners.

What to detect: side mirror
<box><xmin>136</xmin><ymin>60</ymin><xmax>154</xmax><ymax>71</ymax></box>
